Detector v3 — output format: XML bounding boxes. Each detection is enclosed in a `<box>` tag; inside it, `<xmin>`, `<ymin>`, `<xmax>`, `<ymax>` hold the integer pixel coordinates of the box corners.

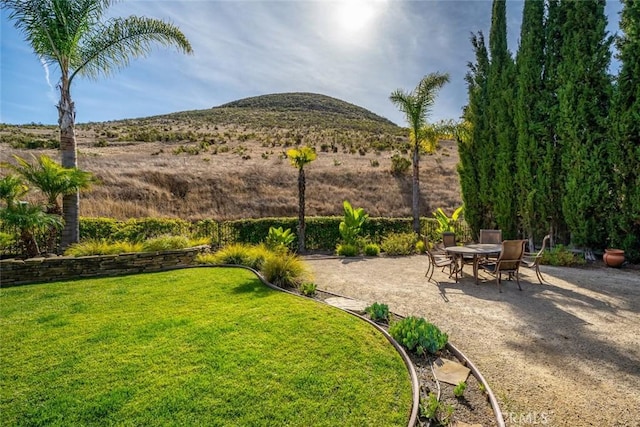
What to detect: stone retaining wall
<box><xmin>0</xmin><ymin>246</ymin><xmax>209</xmax><ymax>287</ymax></box>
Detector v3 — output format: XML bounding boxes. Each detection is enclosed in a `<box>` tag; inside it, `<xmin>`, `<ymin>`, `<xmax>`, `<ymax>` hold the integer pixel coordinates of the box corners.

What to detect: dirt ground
<box><xmin>304</xmin><ymin>255</ymin><xmax>640</xmax><ymax>427</ymax></box>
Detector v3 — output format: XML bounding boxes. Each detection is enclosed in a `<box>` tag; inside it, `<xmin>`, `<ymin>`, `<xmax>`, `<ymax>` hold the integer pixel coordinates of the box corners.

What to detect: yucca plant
<box><xmin>339</xmin><ymin>200</ymin><xmax>368</xmax><ymax>246</ymax></box>
<box><xmin>265</xmin><ymin>226</ymin><xmax>295</xmax><ymax>252</ymax></box>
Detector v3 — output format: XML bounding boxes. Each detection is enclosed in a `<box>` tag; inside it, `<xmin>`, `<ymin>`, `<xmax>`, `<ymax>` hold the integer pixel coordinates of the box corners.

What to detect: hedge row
<box><xmin>79</xmin><ymin>216</ymin><xmax>472</xmax><ymax>252</ymax></box>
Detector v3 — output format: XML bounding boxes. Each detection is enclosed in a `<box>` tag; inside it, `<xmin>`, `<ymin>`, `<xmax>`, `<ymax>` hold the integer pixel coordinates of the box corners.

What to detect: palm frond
<box><xmin>74</xmin><ymin>16</ymin><xmax>193</xmax><ymax>81</ymax></box>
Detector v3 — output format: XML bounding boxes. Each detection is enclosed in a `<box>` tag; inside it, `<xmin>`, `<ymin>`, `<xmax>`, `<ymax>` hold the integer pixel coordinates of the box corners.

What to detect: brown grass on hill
<box><xmin>0</xmin><ymin>97</ymin><xmax>463</xmax><ymax>221</ymax></box>
<box><xmin>1</xmin><ymin>137</ymin><xmax>462</xmax><ymax>220</ymax></box>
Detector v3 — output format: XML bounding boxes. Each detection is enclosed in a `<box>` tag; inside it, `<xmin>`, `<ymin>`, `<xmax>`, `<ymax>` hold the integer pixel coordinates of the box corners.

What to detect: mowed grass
<box><xmin>0</xmin><ymin>267</ymin><xmax>412</xmax><ymax>426</ymax></box>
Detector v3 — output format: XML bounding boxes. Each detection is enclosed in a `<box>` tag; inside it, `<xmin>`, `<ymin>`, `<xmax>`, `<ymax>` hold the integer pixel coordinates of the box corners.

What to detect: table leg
<box><xmin>473</xmin><ymin>256</ymin><xmax>479</xmax><ymax>285</ymax></box>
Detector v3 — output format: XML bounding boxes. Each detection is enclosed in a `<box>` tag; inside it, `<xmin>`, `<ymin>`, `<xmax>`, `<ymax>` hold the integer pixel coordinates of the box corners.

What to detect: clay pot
<box><xmin>603</xmin><ymin>249</ymin><xmax>625</xmax><ymax>268</ymax></box>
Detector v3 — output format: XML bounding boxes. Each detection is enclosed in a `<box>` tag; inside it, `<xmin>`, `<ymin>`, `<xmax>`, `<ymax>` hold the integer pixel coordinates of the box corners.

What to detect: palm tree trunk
<box><xmin>298</xmin><ymin>167</ymin><xmax>306</xmax><ymax>253</ymax></box>
<box><xmin>58</xmin><ymin>74</ymin><xmax>79</xmax><ymax>249</ymax></box>
<box><xmin>412</xmin><ymin>144</ymin><xmax>421</xmax><ymax>234</ymax></box>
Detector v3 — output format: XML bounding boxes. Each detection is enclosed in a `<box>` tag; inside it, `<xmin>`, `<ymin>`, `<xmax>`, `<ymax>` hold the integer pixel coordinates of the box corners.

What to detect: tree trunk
<box><xmin>412</xmin><ymin>143</ymin><xmax>421</xmax><ymax>234</ymax></box>
<box><xmin>58</xmin><ymin>74</ymin><xmax>79</xmax><ymax>250</ymax></box>
<box><xmin>21</xmin><ymin>229</ymin><xmax>40</xmax><ymax>258</ymax></box>
<box><xmin>297</xmin><ymin>167</ymin><xmax>306</xmax><ymax>253</ymax></box>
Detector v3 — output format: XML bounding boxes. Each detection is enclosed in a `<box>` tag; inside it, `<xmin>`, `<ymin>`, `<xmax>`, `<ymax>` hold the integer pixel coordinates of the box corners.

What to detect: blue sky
<box><xmin>0</xmin><ymin>0</ymin><xmax>623</xmax><ymax>126</ymax></box>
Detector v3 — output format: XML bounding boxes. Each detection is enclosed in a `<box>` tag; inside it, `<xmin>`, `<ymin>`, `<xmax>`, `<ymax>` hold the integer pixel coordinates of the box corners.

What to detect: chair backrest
<box><xmin>497</xmin><ymin>240</ymin><xmax>527</xmax><ymax>270</ymax></box>
<box><xmin>442</xmin><ymin>232</ymin><xmax>456</xmax><ymax>248</ymax></box>
<box><xmin>480</xmin><ymin>229</ymin><xmax>502</xmax><ymax>244</ymax></box>
<box><xmin>537</xmin><ymin>235</ymin><xmax>550</xmax><ymax>257</ymax></box>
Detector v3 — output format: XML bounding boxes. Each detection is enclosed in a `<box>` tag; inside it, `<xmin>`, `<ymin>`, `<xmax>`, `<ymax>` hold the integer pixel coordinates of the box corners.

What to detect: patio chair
<box><xmin>425</xmin><ymin>244</ymin><xmax>456</xmax><ymax>283</ymax></box>
<box><xmin>442</xmin><ymin>231</ymin><xmax>456</xmax><ymax>248</ymax></box>
<box><xmin>479</xmin><ymin>229</ymin><xmax>502</xmax><ymax>261</ymax></box>
<box><xmin>479</xmin><ymin>239</ymin><xmax>527</xmax><ymax>292</ymax></box>
<box><xmin>523</xmin><ymin>235</ymin><xmax>550</xmax><ymax>284</ymax></box>
<box><xmin>479</xmin><ymin>229</ymin><xmax>502</xmax><ymax>244</ymax></box>
<box><xmin>442</xmin><ymin>231</ymin><xmax>474</xmax><ymax>275</ymax></box>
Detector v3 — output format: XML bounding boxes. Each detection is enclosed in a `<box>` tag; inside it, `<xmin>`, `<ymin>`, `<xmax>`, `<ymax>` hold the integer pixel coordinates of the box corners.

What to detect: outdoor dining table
<box><xmin>445</xmin><ymin>243</ymin><xmax>502</xmax><ymax>285</ymax></box>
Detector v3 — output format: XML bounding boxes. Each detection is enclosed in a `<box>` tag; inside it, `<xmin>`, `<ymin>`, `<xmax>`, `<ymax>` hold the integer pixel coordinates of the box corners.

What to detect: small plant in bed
<box><xmin>365</xmin><ymin>302</ymin><xmax>390</xmax><ymax>323</ymax></box>
<box><xmin>453</xmin><ymin>381</ymin><xmax>467</xmax><ymax>398</ymax></box>
<box><xmin>298</xmin><ymin>282</ymin><xmax>317</xmax><ymax>296</ymax></box>
<box><xmin>389</xmin><ymin>316</ymin><xmax>448</xmax><ymax>356</ymax></box>
<box><xmin>420</xmin><ymin>392</ymin><xmax>455</xmax><ymax>426</ymax></box>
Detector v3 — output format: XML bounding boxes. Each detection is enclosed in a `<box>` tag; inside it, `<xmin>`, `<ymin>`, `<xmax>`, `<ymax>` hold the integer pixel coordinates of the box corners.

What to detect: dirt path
<box><xmin>304</xmin><ymin>255</ymin><xmax>640</xmax><ymax>427</ymax></box>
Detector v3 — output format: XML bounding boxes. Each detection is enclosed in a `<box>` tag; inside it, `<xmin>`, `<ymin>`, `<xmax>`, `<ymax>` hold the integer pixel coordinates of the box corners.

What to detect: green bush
<box><xmin>390</xmin><ymin>154</ymin><xmax>411</xmax><ymax>175</ymax></box>
<box><xmin>363</xmin><ymin>243</ymin><xmax>380</xmax><ymax>256</ymax></box>
<box><xmin>389</xmin><ymin>316</ymin><xmax>448</xmax><ymax>356</ymax></box>
<box><xmin>540</xmin><ymin>245</ymin><xmax>586</xmax><ymax>266</ymax></box>
<box><xmin>380</xmin><ymin>232</ymin><xmax>417</xmax><ymax>256</ymax></box>
<box><xmin>365</xmin><ymin>302</ymin><xmax>390</xmax><ymax>322</ymax></box>
<box><xmin>113</xmin><ymin>218</ymin><xmax>192</xmax><ymax>242</ymax></box>
<box><xmin>336</xmin><ymin>243</ymin><xmax>359</xmax><ymax>257</ymax></box>
<box><xmin>0</xmin><ymin>232</ymin><xmax>16</xmax><ymax>251</ymax></box>
<box><xmin>298</xmin><ymin>282</ymin><xmax>317</xmax><ymax>296</ymax></box>
<box><xmin>261</xmin><ymin>251</ymin><xmax>308</xmax><ymax>288</ymax></box>
<box><xmin>414</xmin><ymin>240</ymin><xmax>426</xmax><ymax>254</ymax></box>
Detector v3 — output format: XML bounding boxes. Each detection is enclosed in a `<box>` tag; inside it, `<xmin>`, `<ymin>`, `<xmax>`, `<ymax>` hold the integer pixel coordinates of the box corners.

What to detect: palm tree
<box><xmin>6</xmin><ymin>154</ymin><xmax>96</xmax><ymax>215</ymax></box>
<box><xmin>0</xmin><ymin>201</ymin><xmax>63</xmax><ymax>258</ymax></box>
<box><xmin>390</xmin><ymin>72</ymin><xmax>450</xmax><ymax>234</ymax></box>
<box><xmin>286</xmin><ymin>146</ymin><xmax>317</xmax><ymax>253</ymax></box>
<box><xmin>0</xmin><ymin>174</ymin><xmax>29</xmax><ymax>209</ymax></box>
<box><xmin>2</xmin><ymin>0</ymin><xmax>193</xmax><ymax>249</ymax></box>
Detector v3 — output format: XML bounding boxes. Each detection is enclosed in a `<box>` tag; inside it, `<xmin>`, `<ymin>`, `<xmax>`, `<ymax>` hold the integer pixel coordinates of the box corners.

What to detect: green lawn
<box><xmin>0</xmin><ymin>267</ymin><xmax>411</xmax><ymax>426</ymax></box>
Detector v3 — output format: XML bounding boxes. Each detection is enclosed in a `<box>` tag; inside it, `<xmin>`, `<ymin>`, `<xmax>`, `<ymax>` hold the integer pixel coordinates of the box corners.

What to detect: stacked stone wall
<box><xmin>0</xmin><ymin>246</ymin><xmax>208</xmax><ymax>287</ymax></box>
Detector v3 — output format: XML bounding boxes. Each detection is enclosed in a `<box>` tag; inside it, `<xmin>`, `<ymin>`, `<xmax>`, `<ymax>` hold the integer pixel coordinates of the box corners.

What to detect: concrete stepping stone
<box><xmin>324</xmin><ymin>297</ymin><xmax>369</xmax><ymax>313</ymax></box>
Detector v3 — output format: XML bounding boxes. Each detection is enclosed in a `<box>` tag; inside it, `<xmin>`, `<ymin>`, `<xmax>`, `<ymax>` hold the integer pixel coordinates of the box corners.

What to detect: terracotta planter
<box><xmin>603</xmin><ymin>249</ymin><xmax>625</xmax><ymax>268</ymax></box>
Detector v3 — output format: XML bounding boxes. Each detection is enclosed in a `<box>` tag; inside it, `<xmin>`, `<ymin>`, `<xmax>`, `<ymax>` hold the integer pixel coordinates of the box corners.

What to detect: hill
<box><xmin>0</xmin><ymin>93</ymin><xmax>462</xmax><ymax>221</ymax></box>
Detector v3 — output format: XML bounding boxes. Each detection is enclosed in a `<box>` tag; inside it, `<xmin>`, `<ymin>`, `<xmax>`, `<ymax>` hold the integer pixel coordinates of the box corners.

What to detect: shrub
<box><xmin>0</xmin><ymin>232</ymin><xmax>16</xmax><ymax>251</ymax></box>
<box><xmin>64</xmin><ymin>239</ymin><xmax>143</xmax><ymax>256</ymax></box>
<box><xmin>261</xmin><ymin>251</ymin><xmax>308</xmax><ymax>288</ymax></box>
<box><xmin>389</xmin><ymin>316</ymin><xmax>448</xmax><ymax>356</ymax></box>
<box><xmin>540</xmin><ymin>245</ymin><xmax>586</xmax><ymax>266</ymax></box>
<box><xmin>365</xmin><ymin>302</ymin><xmax>390</xmax><ymax>322</ymax></box>
<box><xmin>363</xmin><ymin>243</ymin><xmax>380</xmax><ymax>256</ymax></box>
<box><xmin>381</xmin><ymin>233</ymin><xmax>416</xmax><ymax>256</ymax></box>
<box><xmin>390</xmin><ymin>154</ymin><xmax>411</xmax><ymax>175</ymax></box>
<box><xmin>336</xmin><ymin>243</ymin><xmax>359</xmax><ymax>257</ymax></box>
<box><xmin>414</xmin><ymin>240</ymin><xmax>426</xmax><ymax>254</ymax></box>
<box><xmin>298</xmin><ymin>282</ymin><xmax>317</xmax><ymax>297</ymax></box>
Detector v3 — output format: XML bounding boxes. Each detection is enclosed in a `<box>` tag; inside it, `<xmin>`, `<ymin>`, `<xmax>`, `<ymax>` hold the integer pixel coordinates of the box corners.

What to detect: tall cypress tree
<box><xmin>488</xmin><ymin>0</ymin><xmax>518</xmax><ymax>238</ymax></box>
<box><xmin>610</xmin><ymin>0</ymin><xmax>640</xmax><ymax>261</ymax></box>
<box><xmin>459</xmin><ymin>32</ymin><xmax>491</xmax><ymax>238</ymax></box>
<box><xmin>515</xmin><ymin>0</ymin><xmax>547</xmax><ymax>247</ymax></box>
<box><xmin>542</xmin><ymin>0</ymin><xmax>569</xmax><ymax>245</ymax></box>
<box><xmin>557</xmin><ymin>0</ymin><xmax>613</xmax><ymax>249</ymax></box>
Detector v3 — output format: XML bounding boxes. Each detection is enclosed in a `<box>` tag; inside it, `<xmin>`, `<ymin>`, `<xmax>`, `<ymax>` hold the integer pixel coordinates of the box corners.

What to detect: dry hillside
<box><xmin>0</xmin><ymin>93</ymin><xmax>463</xmax><ymax>220</ymax></box>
